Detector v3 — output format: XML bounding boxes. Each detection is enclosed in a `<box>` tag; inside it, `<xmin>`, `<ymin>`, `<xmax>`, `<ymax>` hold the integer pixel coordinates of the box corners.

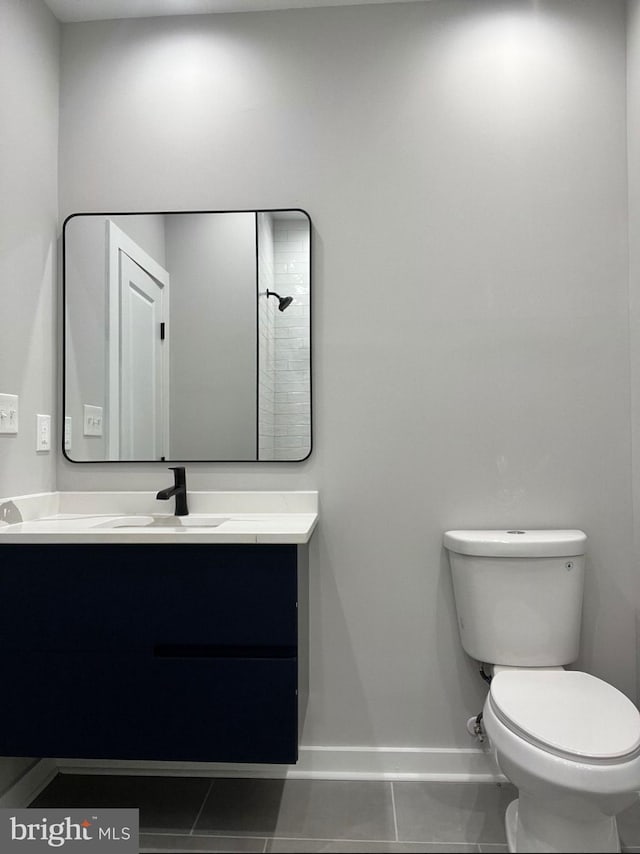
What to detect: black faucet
<box><xmin>156</xmin><ymin>466</ymin><xmax>189</xmax><ymax>516</ymax></box>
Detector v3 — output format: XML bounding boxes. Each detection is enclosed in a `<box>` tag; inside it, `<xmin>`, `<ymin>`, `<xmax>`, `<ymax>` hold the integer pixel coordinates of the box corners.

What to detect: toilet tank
<box><xmin>443</xmin><ymin>530</ymin><xmax>587</xmax><ymax>667</ymax></box>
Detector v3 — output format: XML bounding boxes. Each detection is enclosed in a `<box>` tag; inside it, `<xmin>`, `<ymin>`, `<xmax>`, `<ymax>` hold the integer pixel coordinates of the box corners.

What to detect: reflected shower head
<box><xmin>266</xmin><ymin>289</ymin><xmax>294</xmax><ymax>312</ymax></box>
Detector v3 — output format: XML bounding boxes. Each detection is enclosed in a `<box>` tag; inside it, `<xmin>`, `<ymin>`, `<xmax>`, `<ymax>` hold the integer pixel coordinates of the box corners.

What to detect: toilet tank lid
<box><xmin>443</xmin><ymin>529</ymin><xmax>587</xmax><ymax>557</ymax></box>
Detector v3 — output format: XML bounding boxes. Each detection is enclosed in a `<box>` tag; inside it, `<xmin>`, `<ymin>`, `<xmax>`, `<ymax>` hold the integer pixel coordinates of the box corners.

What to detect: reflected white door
<box><xmin>107</xmin><ymin>220</ymin><xmax>170</xmax><ymax>460</ymax></box>
<box><xmin>119</xmin><ymin>253</ymin><xmax>166</xmax><ymax>459</ymax></box>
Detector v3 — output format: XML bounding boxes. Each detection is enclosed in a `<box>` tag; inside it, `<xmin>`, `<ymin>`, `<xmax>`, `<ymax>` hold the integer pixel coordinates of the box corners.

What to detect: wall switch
<box><xmin>83</xmin><ymin>404</ymin><xmax>103</xmax><ymax>437</ymax></box>
<box><xmin>36</xmin><ymin>414</ymin><xmax>51</xmax><ymax>452</ymax></box>
<box><xmin>64</xmin><ymin>417</ymin><xmax>72</xmax><ymax>451</ymax></box>
<box><xmin>0</xmin><ymin>393</ymin><xmax>19</xmax><ymax>434</ymax></box>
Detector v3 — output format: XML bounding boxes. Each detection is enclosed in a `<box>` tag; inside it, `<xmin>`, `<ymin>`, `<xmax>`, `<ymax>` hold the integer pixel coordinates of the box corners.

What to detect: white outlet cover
<box><xmin>36</xmin><ymin>414</ymin><xmax>51</xmax><ymax>452</ymax></box>
<box><xmin>64</xmin><ymin>416</ymin><xmax>72</xmax><ymax>451</ymax></box>
<box><xmin>0</xmin><ymin>393</ymin><xmax>19</xmax><ymax>435</ymax></box>
<box><xmin>83</xmin><ymin>404</ymin><xmax>103</xmax><ymax>437</ymax></box>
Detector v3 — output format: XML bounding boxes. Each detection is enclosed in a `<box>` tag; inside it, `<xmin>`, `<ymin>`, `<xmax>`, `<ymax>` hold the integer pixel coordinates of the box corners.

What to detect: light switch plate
<box><xmin>64</xmin><ymin>416</ymin><xmax>72</xmax><ymax>451</ymax></box>
<box><xmin>0</xmin><ymin>393</ymin><xmax>19</xmax><ymax>434</ymax></box>
<box><xmin>83</xmin><ymin>404</ymin><xmax>103</xmax><ymax>437</ymax></box>
<box><xmin>36</xmin><ymin>414</ymin><xmax>51</xmax><ymax>452</ymax></box>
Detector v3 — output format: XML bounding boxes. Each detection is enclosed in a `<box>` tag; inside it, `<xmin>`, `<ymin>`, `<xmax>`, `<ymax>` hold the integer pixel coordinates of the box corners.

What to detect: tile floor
<box><xmin>30</xmin><ymin>774</ymin><xmax>640</xmax><ymax>853</ymax></box>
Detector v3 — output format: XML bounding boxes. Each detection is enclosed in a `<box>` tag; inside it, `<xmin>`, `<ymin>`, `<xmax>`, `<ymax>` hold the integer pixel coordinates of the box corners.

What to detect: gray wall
<box><xmin>0</xmin><ymin>0</ymin><xmax>59</xmax><ymax>498</ymax></box>
<box><xmin>165</xmin><ymin>213</ymin><xmax>257</xmax><ymax>459</ymax></box>
<box><xmin>0</xmin><ymin>0</ymin><xmax>59</xmax><ymax>793</ymax></box>
<box><xmin>628</xmin><ymin>0</ymin><xmax>640</xmax><ymax>702</ymax></box>
<box><xmin>57</xmin><ymin>0</ymin><xmax>634</xmax><ymax>749</ymax></box>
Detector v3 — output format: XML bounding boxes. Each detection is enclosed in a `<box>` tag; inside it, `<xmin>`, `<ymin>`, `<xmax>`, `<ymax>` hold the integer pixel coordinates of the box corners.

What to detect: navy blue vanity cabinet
<box><xmin>0</xmin><ymin>544</ymin><xmax>309</xmax><ymax>764</ymax></box>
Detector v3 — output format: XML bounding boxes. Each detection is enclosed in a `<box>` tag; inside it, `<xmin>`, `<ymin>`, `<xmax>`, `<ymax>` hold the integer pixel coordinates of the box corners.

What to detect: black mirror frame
<box><xmin>61</xmin><ymin>208</ymin><xmax>313</xmax><ymax>464</ymax></box>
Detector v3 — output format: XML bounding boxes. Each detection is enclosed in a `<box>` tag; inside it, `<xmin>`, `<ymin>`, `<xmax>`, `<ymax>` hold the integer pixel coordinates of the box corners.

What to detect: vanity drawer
<box><xmin>0</xmin><ymin>651</ymin><xmax>299</xmax><ymax>764</ymax></box>
<box><xmin>0</xmin><ymin>544</ymin><xmax>298</xmax><ymax>651</ymax></box>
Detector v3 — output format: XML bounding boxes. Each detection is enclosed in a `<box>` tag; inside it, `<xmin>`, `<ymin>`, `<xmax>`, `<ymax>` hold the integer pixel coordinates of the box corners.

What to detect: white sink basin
<box><xmin>92</xmin><ymin>515</ymin><xmax>230</xmax><ymax>530</ymax></box>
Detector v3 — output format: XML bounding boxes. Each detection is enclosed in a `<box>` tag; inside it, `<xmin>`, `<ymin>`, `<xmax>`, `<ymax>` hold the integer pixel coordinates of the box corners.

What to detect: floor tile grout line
<box><xmin>390</xmin><ymin>780</ymin><xmax>399</xmax><ymax>842</ymax></box>
<box><xmin>140</xmin><ymin>831</ymin><xmax>274</xmax><ymax>843</ymax></box>
<box><xmin>141</xmin><ymin>832</ymin><xmax>479</xmax><ymax>845</ymax></box>
<box><xmin>188</xmin><ymin>779</ymin><xmax>214</xmax><ymax>836</ymax></box>
<box><xmin>140</xmin><ymin>844</ymin><xmax>479</xmax><ymax>854</ymax></box>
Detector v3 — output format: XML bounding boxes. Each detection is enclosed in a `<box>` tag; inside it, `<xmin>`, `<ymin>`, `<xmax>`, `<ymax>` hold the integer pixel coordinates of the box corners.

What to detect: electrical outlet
<box><xmin>0</xmin><ymin>393</ymin><xmax>19</xmax><ymax>434</ymax></box>
<box><xmin>64</xmin><ymin>416</ymin><xmax>72</xmax><ymax>451</ymax></box>
<box><xmin>36</xmin><ymin>414</ymin><xmax>51</xmax><ymax>452</ymax></box>
<box><xmin>83</xmin><ymin>404</ymin><xmax>103</xmax><ymax>437</ymax></box>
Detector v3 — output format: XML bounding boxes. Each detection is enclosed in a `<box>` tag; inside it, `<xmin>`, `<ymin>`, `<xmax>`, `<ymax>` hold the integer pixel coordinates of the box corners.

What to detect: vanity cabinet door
<box><xmin>0</xmin><ymin>652</ymin><xmax>298</xmax><ymax>763</ymax></box>
<box><xmin>0</xmin><ymin>545</ymin><xmax>298</xmax><ymax>651</ymax></box>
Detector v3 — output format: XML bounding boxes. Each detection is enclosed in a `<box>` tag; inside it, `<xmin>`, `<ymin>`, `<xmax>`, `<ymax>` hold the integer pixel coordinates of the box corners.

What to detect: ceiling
<box><xmin>43</xmin><ymin>0</ymin><xmax>429</xmax><ymax>23</ymax></box>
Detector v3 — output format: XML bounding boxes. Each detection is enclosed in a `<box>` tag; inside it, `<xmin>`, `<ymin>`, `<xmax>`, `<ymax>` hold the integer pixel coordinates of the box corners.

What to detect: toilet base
<box><xmin>505</xmin><ymin>799</ymin><xmax>518</xmax><ymax>852</ymax></box>
<box><xmin>504</xmin><ymin>796</ymin><xmax>621</xmax><ymax>853</ymax></box>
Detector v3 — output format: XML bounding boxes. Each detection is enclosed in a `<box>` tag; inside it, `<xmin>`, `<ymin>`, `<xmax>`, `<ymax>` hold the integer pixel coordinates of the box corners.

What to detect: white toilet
<box><xmin>444</xmin><ymin>529</ymin><xmax>640</xmax><ymax>854</ymax></box>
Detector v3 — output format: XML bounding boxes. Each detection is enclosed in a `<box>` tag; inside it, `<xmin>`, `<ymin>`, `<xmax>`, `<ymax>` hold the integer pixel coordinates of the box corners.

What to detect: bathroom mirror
<box><xmin>63</xmin><ymin>209</ymin><xmax>312</xmax><ymax>462</ymax></box>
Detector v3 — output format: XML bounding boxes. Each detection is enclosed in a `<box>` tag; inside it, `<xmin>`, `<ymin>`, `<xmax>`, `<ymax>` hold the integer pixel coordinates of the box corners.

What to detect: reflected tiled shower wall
<box><xmin>273</xmin><ymin>218</ymin><xmax>311</xmax><ymax>460</ymax></box>
<box><xmin>258</xmin><ymin>212</ymin><xmax>276</xmax><ymax>460</ymax></box>
<box><xmin>258</xmin><ymin>215</ymin><xmax>311</xmax><ymax>460</ymax></box>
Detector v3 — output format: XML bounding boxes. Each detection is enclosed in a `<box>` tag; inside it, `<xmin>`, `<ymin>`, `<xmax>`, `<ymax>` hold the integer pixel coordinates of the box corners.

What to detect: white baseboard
<box><xmin>57</xmin><ymin>746</ymin><xmax>506</xmax><ymax>783</ymax></box>
<box><xmin>0</xmin><ymin>747</ymin><xmax>505</xmax><ymax>806</ymax></box>
<box><xmin>0</xmin><ymin>759</ymin><xmax>58</xmax><ymax>808</ymax></box>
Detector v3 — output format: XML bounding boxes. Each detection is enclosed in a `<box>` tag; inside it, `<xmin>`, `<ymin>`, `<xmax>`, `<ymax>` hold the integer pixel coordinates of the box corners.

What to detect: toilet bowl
<box><xmin>483</xmin><ymin>668</ymin><xmax>640</xmax><ymax>853</ymax></box>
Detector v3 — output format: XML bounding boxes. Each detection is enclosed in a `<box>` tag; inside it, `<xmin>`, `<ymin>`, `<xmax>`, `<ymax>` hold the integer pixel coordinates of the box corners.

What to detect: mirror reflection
<box><xmin>63</xmin><ymin>210</ymin><xmax>311</xmax><ymax>462</ymax></box>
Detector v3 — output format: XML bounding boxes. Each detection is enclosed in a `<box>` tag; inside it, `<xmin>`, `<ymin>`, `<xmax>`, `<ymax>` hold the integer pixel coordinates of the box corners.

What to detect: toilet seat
<box><xmin>489</xmin><ymin>670</ymin><xmax>640</xmax><ymax>763</ymax></box>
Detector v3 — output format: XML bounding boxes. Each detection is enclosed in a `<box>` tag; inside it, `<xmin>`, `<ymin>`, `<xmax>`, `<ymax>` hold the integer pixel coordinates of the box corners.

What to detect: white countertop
<box><xmin>0</xmin><ymin>491</ymin><xmax>318</xmax><ymax>544</ymax></box>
